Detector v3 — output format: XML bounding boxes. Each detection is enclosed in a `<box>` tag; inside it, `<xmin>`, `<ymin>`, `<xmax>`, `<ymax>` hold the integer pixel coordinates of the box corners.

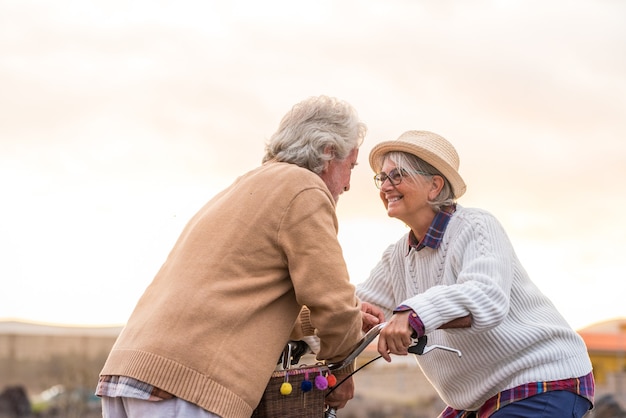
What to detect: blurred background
<box><xmin>1</xmin><ymin>0</ymin><xmax>625</xmax><ymax>416</ymax></box>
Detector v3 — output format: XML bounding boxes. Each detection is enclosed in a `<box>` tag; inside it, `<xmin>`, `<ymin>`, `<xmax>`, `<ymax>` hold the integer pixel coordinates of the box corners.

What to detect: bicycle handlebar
<box><xmin>326</xmin><ymin>322</ymin><xmax>386</xmax><ymax>371</ymax></box>
<box><xmin>326</xmin><ymin>314</ymin><xmax>471</xmax><ymax>371</ymax></box>
<box><xmin>324</xmin><ymin>315</ymin><xmax>471</xmax><ymax>417</ymax></box>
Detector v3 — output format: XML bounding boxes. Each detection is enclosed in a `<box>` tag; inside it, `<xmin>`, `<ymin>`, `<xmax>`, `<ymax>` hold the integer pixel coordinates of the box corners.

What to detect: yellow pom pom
<box><xmin>280</xmin><ymin>382</ymin><xmax>293</xmax><ymax>395</ymax></box>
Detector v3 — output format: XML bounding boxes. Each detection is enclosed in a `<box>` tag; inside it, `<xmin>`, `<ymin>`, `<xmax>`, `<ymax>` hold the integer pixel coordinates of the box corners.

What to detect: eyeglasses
<box><xmin>373</xmin><ymin>168</ymin><xmax>429</xmax><ymax>189</ymax></box>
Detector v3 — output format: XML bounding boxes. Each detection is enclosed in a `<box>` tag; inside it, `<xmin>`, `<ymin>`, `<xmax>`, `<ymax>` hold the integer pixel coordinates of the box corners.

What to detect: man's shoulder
<box><xmin>235</xmin><ymin>163</ymin><xmax>330</xmax><ymax>205</ymax></box>
<box><xmin>262</xmin><ymin>161</ymin><xmax>318</xmax><ymax>178</ymax></box>
<box><xmin>258</xmin><ymin>162</ymin><xmax>327</xmax><ymax>191</ymax></box>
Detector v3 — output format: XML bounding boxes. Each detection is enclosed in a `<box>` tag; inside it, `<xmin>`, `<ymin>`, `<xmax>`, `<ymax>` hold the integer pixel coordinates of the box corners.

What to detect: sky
<box><xmin>1</xmin><ymin>0</ymin><xmax>625</xmax><ymax>331</ymax></box>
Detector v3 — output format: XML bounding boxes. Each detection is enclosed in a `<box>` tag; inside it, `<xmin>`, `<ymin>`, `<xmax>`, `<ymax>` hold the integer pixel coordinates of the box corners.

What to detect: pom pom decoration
<box><xmin>326</xmin><ymin>373</ymin><xmax>337</xmax><ymax>387</ymax></box>
<box><xmin>280</xmin><ymin>382</ymin><xmax>293</xmax><ymax>395</ymax></box>
<box><xmin>315</xmin><ymin>372</ymin><xmax>328</xmax><ymax>390</ymax></box>
<box><xmin>280</xmin><ymin>373</ymin><xmax>292</xmax><ymax>395</ymax></box>
<box><xmin>301</xmin><ymin>379</ymin><xmax>313</xmax><ymax>392</ymax></box>
<box><xmin>301</xmin><ymin>370</ymin><xmax>313</xmax><ymax>392</ymax></box>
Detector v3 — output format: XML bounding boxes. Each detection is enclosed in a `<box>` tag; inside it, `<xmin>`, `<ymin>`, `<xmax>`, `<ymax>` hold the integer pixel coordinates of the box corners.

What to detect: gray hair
<box><xmin>384</xmin><ymin>151</ymin><xmax>456</xmax><ymax>212</ymax></box>
<box><xmin>262</xmin><ymin>95</ymin><xmax>367</xmax><ymax>174</ymax></box>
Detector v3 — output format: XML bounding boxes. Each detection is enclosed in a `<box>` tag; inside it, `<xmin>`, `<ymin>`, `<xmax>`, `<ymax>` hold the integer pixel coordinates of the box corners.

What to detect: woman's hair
<box><xmin>262</xmin><ymin>95</ymin><xmax>367</xmax><ymax>174</ymax></box>
<box><xmin>385</xmin><ymin>151</ymin><xmax>456</xmax><ymax>211</ymax></box>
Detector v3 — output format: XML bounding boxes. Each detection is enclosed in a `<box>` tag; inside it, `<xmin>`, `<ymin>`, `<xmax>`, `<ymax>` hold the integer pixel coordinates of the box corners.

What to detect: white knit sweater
<box><xmin>356</xmin><ymin>205</ymin><xmax>592</xmax><ymax>411</ymax></box>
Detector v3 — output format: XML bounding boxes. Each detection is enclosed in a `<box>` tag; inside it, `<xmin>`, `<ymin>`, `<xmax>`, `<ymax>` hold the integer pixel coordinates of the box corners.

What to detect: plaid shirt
<box><xmin>440</xmin><ymin>371</ymin><xmax>595</xmax><ymax>417</ymax></box>
<box><xmin>96</xmin><ymin>375</ymin><xmax>173</xmax><ymax>401</ymax></box>
<box><xmin>406</xmin><ymin>204</ymin><xmax>455</xmax><ymax>253</ymax></box>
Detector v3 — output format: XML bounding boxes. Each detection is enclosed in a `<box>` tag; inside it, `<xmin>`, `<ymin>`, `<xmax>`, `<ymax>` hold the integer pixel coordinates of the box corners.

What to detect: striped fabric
<box><xmin>356</xmin><ymin>205</ymin><xmax>594</xmax><ymax>413</ymax></box>
<box><xmin>398</xmin><ymin>205</ymin><xmax>594</xmax><ymax>417</ymax></box>
<box><xmin>398</xmin><ymin>205</ymin><xmax>455</xmax><ymax>338</ymax></box>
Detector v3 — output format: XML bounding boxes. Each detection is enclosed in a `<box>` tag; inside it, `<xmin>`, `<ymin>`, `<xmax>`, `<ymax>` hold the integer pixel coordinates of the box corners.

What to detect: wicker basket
<box><xmin>252</xmin><ymin>365</ymin><xmax>329</xmax><ymax>418</ymax></box>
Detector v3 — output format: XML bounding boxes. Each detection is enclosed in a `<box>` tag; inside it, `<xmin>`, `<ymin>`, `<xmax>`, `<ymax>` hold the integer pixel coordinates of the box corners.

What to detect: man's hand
<box><xmin>377</xmin><ymin>311</ymin><xmax>412</xmax><ymax>362</ymax></box>
<box><xmin>360</xmin><ymin>302</ymin><xmax>385</xmax><ymax>332</ymax></box>
<box><xmin>325</xmin><ymin>375</ymin><xmax>354</xmax><ymax>410</ymax></box>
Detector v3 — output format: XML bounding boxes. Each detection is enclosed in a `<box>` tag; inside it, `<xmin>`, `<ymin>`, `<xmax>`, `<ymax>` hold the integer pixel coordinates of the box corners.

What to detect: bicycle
<box><xmin>252</xmin><ymin>321</ymin><xmax>464</xmax><ymax>418</ymax></box>
<box><xmin>324</xmin><ymin>322</ymin><xmax>462</xmax><ymax>417</ymax></box>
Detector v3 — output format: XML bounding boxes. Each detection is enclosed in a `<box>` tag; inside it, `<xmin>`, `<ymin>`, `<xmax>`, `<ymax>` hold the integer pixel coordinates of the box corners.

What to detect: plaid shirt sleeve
<box><xmin>394</xmin><ymin>304</ymin><xmax>425</xmax><ymax>339</ymax></box>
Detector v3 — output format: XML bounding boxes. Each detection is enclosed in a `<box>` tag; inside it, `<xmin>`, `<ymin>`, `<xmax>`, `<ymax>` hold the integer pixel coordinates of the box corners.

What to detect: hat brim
<box><xmin>369</xmin><ymin>141</ymin><xmax>467</xmax><ymax>198</ymax></box>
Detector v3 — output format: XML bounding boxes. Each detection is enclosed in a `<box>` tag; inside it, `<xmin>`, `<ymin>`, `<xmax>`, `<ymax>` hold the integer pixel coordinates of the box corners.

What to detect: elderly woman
<box><xmin>357</xmin><ymin>130</ymin><xmax>594</xmax><ymax>417</ymax></box>
<box><xmin>97</xmin><ymin>96</ymin><xmax>368</xmax><ymax>418</ymax></box>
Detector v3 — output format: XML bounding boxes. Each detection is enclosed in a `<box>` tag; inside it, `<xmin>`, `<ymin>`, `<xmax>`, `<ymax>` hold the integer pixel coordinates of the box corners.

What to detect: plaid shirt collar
<box><xmin>408</xmin><ymin>204</ymin><xmax>456</xmax><ymax>254</ymax></box>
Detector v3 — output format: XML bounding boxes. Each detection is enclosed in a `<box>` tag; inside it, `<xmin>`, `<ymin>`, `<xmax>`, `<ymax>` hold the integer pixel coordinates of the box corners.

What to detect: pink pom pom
<box><xmin>315</xmin><ymin>375</ymin><xmax>328</xmax><ymax>390</ymax></box>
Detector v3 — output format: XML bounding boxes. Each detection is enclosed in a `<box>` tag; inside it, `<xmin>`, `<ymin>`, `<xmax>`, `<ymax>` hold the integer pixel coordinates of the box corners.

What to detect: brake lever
<box><xmin>408</xmin><ymin>335</ymin><xmax>462</xmax><ymax>357</ymax></box>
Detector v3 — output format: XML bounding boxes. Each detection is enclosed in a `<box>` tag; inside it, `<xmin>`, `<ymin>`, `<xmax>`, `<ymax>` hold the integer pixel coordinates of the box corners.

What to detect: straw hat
<box><xmin>369</xmin><ymin>130</ymin><xmax>467</xmax><ymax>198</ymax></box>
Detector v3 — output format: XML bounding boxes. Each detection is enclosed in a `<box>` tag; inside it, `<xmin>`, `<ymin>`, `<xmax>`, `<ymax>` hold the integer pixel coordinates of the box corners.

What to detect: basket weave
<box><xmin>252</xmin><ymin>365</ymin><xmax>329</xmax><ymax>418</ymax></box>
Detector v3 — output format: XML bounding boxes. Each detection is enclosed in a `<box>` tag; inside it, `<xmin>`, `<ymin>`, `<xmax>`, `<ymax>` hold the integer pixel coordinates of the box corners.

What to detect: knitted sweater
<box><xmin>356</xmin><ymin>206</ymin><xmax>592</xmax><ymax>411</ymax></box>
<box><xmin>100</xmin><ymin>162</ymin><xmax>363</xmax><ymax>418</ymax></box>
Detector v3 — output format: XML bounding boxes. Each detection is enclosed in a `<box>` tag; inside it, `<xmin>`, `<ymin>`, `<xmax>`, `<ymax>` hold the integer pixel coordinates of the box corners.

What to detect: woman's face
<box><xmin>378</xmin><ymin>158</ymin><xmax>436</xmax><ymax>227</ymax></box>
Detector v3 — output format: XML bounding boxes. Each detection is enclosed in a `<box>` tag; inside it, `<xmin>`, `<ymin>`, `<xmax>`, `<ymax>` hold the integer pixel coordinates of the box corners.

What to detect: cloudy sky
<box><xmin>1</xmin><ymin>0</ymin><xmax>624</xmax><ymax>330</ymax></box>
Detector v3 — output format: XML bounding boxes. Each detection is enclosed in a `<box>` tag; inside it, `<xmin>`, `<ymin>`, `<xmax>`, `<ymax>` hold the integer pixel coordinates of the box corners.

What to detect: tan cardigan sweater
<box><xmin>100</xmin><ymin>162</ymin><xmax>363</xmax><ymax>418</ymax></box>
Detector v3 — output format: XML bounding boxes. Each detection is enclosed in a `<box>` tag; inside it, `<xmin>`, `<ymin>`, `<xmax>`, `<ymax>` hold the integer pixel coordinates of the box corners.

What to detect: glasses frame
<box><xmin>373</xmin><ymin>168</ymin><xmax>430</xmax><ymax>189</ymax></box>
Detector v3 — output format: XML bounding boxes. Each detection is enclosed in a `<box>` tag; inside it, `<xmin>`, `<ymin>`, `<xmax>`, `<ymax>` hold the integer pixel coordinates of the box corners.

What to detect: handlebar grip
<box><xmin>408</xmin><ymin>335</ymin><xmax>428</xmax><ymax>355</ymax></box>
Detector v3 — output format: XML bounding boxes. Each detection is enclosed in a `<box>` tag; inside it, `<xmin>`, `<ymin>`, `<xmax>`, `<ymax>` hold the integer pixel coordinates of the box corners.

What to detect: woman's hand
<box><xmin>377</xmin><ymin>311</ymin><xmax>413</xmax><ymax>362</ymax></box>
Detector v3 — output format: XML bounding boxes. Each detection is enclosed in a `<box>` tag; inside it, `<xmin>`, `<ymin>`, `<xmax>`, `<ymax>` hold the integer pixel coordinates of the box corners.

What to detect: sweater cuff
<box><xmin>289</xmin><ymin>307</ymin><xmax>315</xmax><ymax>341</ymax></box>
<box><xmin>394</xmin><ymin>304</ymin><xmax>425</xmax><ymax>339</ymax></box>
<box><xmin>330</xmin><ymin>360</ymin><xmax>355</xmax><ymax>377</ymax></box>
<box><xmin>299</xmin><ymin>306</ymin><xmax>315</xmax><ymax>336</ymax></box>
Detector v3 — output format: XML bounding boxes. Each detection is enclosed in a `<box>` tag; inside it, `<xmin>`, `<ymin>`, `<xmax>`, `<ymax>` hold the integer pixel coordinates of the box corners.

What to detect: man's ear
<box><xmin>321</xmin><ymin>145</ymin><xmax>335</xmax><ymax>173</ymax></box>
